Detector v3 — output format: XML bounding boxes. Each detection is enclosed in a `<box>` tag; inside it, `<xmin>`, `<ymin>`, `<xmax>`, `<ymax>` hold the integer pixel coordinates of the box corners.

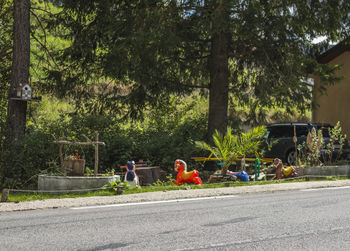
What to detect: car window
<box><xmin>267</xmin><ymin>126</ymin><xmax>293</xmax><ymax>138</ymax></box>
<box><xmin>320</xmin><ymin>126</ymin><xmax>331</xmax><ymax>138</ymax></box>
<box><xmin>296</xmin><ymin>126</ymin><xmax>309</xmax><ymax>137</ymax></box>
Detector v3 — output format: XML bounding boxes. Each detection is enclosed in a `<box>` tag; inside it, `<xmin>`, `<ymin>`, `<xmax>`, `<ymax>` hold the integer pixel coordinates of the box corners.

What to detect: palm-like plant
<box><xmin>195</xmin><ymin>126</ymin><xmax>266</xmax><ymax>175</ymax></box>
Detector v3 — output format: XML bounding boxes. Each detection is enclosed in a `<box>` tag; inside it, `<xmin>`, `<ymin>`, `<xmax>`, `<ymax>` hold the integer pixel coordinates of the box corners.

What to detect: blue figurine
<box><xmin>234</xmin><ymin>171</ymin><xmax>249</xmax><ymax>182</ymax></box>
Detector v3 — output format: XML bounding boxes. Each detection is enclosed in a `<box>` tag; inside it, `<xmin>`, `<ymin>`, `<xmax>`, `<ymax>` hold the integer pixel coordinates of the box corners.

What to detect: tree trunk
<box><xmin>7</xmin><ymin>0</ymin><xmax>30</xmax><ymax>145</ymax></box>
<box><xmin>2</xmin><ymin>0</ymin><xmax>30</xmax><ymax>186</ymax></box>
<box><xmin>208</xmin><ymin>31</ymin><xmax>229</xmax><ymax>140</ymax></box>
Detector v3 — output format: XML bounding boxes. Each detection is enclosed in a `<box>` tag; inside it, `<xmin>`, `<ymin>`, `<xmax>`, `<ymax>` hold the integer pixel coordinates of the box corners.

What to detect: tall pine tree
<box><xmin>46</xmin><ymin>0</ymin><xmax>350</xmax><ymax>138</ymax></box>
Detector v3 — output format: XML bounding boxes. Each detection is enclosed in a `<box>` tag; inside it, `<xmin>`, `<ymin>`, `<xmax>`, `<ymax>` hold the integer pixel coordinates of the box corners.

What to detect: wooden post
<box><xmin>1</xmin><ymin>188</ymin><xmax>9</xmax><ymax>202</ymax></box>
<box><xmin>94</xmin><ymin>131</ymin><xmax>99</xmax><ymax>176</ymax></box>
<box><xmin>59</xmin><ymin>132</ymin><xmax>64</xmax><ymax>172</ymax></box>
<box><xmin>293</xmin><ymin>126</ymin><xmax>298</xmax><ymax>165</ymax></box>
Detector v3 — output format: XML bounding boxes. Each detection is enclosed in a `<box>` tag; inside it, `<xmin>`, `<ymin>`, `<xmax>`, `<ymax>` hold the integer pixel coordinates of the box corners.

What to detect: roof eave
<box><xmin>317</xmin><ymin>38</ymin><xmax>350</xmax><ymax>64</ymax></box>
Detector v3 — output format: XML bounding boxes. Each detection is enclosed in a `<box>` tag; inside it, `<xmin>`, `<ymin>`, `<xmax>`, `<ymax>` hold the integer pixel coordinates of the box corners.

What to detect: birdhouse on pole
<box><xmin>11</xmin><ymin>82</ymin><xmax>41</xmax><ymax>102</ymax></box>
<box><xmin>16</xmin><ymin>83</ymin><xmax>32</xmax><ymax>100</ymax></box>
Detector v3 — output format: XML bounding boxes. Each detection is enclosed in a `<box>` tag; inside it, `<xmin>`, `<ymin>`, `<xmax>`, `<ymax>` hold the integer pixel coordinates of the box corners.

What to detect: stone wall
<box><xmin>38</xmin><ymin>175</ymin><xmax>120</xmax><ymax>192</ymax></box>
<box><xmin>303</xmin><ymin>165</ymin><xmax>350</xmax><ymax>176</ymax></box>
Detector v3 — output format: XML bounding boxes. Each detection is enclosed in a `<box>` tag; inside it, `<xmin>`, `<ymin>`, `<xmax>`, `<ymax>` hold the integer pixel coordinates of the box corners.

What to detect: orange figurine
<box><xmin>174</xmin><ymin>159</ymin><xmax>203</xmax><ymax>185</ymax></box>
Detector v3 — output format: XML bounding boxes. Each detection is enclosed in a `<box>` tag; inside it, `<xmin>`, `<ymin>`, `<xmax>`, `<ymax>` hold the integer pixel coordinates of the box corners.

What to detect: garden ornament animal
<box><xmin>273</xmin><ymin>158</ymin><xmax>297</xmax><ymax>179</ymax></box>
<box><xmin>227</xmin><ymin>170</ymin><xmax>250</xmax><ymax>181</ymax></box>
<box><xmin>124</xmin><ymin>161</ymin><xmax>139</xmax><ymax>187</ymax></box>
<box><xmin>174</xmin><ymin>159</ymin><xmax>203</xmax><ymax>185</ymax></box>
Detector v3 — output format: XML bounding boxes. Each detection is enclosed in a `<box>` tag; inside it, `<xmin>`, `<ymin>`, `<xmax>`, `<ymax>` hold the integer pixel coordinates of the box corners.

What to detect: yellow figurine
<box><xmin>273</xmin><ymin>158</ymin><xmax>298</xmax><ymax>179</ymax></box>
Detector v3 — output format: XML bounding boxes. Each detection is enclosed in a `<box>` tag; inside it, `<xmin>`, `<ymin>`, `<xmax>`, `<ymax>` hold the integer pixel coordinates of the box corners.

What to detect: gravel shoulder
<box><xmin>1</xmin><ymin>180</ymin><xmax>350</xmax><ymax>212</ymax></box>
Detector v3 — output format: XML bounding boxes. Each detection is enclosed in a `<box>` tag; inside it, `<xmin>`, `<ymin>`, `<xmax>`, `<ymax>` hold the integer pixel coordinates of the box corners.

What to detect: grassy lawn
<box><xmin>6</xmin><ymin>176</ymin><xmax>347</xmax><ymax>202</ymax></box>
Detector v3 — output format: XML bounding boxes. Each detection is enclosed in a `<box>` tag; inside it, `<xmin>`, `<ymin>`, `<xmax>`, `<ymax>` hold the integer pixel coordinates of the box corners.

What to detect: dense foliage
<box><xmin>1</xmin><ymin>0</ymin><xmax>350</xmax><ymax>188</ymax></box>
<box><xmin>43</xmin><ymin>0</ymin><xmax>350</xmax><ymax>136</ymax></box>
<box><xmin>0</xmin><ymin>0</ymin><xmax>13</xmax><ymax>147</ymax></box>
<box><xmin>1</xmin><ymin>96</ymin><xmax>208</xmax><ymax>188</ymax></box>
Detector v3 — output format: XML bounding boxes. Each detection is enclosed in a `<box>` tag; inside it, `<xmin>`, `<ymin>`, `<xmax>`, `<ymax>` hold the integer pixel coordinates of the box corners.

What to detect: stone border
<box><xmin>38</xmin><ymin>174</ymin><xmax>120</xmax><ymax>192</ymax></box>
<box><xmin>304</xmin><ymin>165</ymin><xmax>350</xmax><ymax>176</ymax></box>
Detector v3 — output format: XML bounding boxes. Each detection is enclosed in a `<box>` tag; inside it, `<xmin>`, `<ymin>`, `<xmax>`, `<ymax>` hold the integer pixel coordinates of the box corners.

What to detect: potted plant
<box><xmin>63</xmin><ymin>150</ymin><xmax>85</xmax><ymax>176</ymax></box>
<box><xmin>195</xmin><ymin>126</ymin><xmax>266</xmax><ymax>176</ymax></box>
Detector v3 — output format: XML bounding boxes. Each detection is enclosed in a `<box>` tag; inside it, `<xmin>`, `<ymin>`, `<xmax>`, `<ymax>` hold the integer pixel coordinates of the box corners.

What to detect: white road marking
<box><xmin>70</xmin><ymin>195</ymin><xmax>238</xmax><ymax>210</ymax></box>
<box><xmin>300</xmin><ymin>186</ymin><xmax>350</xmax><ymax>192</ymax></box>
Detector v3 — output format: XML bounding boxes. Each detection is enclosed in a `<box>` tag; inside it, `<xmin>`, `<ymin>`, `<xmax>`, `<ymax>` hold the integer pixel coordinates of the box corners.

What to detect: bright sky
<box><xmin>312</xmin><ymin>36</ymin><xmax>328</xmax><ymax>44</ymax></box>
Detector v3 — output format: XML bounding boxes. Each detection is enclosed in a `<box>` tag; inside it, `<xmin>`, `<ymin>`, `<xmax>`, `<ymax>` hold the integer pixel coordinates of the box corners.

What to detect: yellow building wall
<box><xmin>313</xmin><ymin>51</ymin><xmax>350</xmax><ymax>137</ymax></box>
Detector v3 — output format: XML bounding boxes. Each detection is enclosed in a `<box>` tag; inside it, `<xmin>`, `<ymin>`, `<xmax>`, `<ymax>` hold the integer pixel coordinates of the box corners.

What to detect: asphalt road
<box><xmin>1</xmin><ymin>187</ymin><xmax>350</xmax><ymax>251</ymax></box>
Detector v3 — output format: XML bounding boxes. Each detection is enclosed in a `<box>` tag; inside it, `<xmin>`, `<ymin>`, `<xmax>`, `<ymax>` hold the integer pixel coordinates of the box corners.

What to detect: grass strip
<box><xmin>7</xmin><ymin>176</ymin><xmax>348</xmax><ymax>202</ymax></box>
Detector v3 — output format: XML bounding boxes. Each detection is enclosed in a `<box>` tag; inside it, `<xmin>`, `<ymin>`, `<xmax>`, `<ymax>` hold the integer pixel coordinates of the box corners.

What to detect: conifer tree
<box><xmin>47</xmin><ymin>0</ymin><xmax>350</xmax><ymax>138</ymax></box>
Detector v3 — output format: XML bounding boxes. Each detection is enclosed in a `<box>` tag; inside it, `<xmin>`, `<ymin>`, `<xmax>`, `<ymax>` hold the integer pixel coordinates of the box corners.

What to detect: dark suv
<box><xmin>262</xmin><ymin>123</ymin><xmax>349</xmax><ymax>165</ymax></box>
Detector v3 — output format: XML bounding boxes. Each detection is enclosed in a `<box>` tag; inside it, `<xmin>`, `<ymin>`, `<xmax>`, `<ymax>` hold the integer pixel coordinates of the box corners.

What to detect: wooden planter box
<box><xmin>63</xmin><ymin>159</ymin><xmax>86</xmax><ymax>176</ymax></box>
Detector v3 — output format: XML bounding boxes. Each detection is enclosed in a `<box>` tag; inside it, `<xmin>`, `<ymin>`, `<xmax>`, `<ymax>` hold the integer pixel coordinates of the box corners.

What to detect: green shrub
<box><xmin>195</xmin><ymin>126</ymin><xmax>266</xmax><ymax>174</ymax></box>
<box><xmin>323</xmin><ymin>121</ymin><xmax>347</xmax><ymax>164</ymax></box>
<box><xmin>297</xmin><ymin>121</ymin><xmax>347</xmax><ymax>166</ymax></box>
<box><xmin>1</xmin><ymin>96</ymin><xmax>209</xmax><ymax>188</ymax></box>
<box><xmin>1</xmin><ymin>127</ymin><xmax>58</xmax><ymax>189</ymax></box>
<box><xmin>104</xmin><ymin>180</ymin><xmax>129</xmax><ymax>193</ymax></box>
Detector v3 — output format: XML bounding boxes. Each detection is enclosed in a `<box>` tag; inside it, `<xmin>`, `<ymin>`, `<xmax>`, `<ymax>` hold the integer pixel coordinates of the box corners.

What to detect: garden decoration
<box><xmin>250</xmin><ymin>155</ymin><xmax>264</xmax><ymax>180</ymax></box>
<box><xmin>218</xmin><ymin>161</ymin><xmax>250</xmax><ymax>181</ymax></box>
<box><xmin>193</xmin><ymin>153</ymin><xmax>274</xmax><ymax>183</ymax></box>
<box><xmin>254</xmin><ymin>156</ymin><xmax>260</xmax><ymax>181</ymax></box>
<box><xmin>241</xmin><ymin>157</ymin><xmax>246</xmax><ymax>171</ymax></box>
<box><xmin>62</xmin><ymin>149</ymin><xmax>85</xmax><ymax>176</ymax></box>
<box><xmin>9</xmin><ymin>82</ymin><xmax>42</xmax><ymax>102</ymax></box>
<box><xmin>250</xmin><ymin>172</ymin><xmax>266</xmax><ymax>181</ymax></box>
<box><xmin>273</xmin><ymin>158</ymin><xmax>298</xmax><ymax>180</ymax></box>
<box><xmin>124</xmin><ymin>161</ymin><xmax>139</xmax><ymax>187</ymax></box>
<box><xmin>226</xmin><ymin>171</ymin><xmax>250</xmax><ymax>181</ymax></box>
<box><xmin>174</xmin><ymin>159</ymin><xmax>203</xmax><ymax>185</ymax></box>
<box><xmin>53</xmin><ymin>131</ymin><xmax>105</xmax><ymax>176</ymax></box>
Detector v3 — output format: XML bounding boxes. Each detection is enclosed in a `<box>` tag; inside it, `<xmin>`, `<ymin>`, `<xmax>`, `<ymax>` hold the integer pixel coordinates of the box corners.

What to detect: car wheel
<box><xmin>286</xmin><ymin>150</ymin><xmax>297</xmax><ymax>165</ymax></box>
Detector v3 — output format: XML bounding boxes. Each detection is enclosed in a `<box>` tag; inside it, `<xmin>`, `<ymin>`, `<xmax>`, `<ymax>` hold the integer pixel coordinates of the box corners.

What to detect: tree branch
<box><xmin>30</xmin><ymin>6</ymin><xmax>54</xmax><ymax>16</ymax></box>
<box><xmin>30</xmin><ymin>32</ymin><xmax>60</xmax><ymax>69</ymax></box>
<box><xmin>183</xmin><ymin>84</ymin><xmax>209</xmax><ymax>89</ymax></box>
<box><xmin>30</xmin><ymin>9</ymin><xmax>47</xmax><ymax>45</ymax></box>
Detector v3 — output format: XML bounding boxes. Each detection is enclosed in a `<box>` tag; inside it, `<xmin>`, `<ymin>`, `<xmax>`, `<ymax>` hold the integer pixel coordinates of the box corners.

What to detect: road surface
<box><xmin>1</xmin><ymin>187</ymin><xmax>350</xmax><ymax>250</ymax></box>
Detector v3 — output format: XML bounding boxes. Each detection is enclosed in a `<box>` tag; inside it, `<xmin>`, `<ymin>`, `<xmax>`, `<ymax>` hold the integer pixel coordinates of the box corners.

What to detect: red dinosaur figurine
<box><xmin>174</xmin><ymin>159</ymin><xmax>203</xmax><ymax>185</ymax></box>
